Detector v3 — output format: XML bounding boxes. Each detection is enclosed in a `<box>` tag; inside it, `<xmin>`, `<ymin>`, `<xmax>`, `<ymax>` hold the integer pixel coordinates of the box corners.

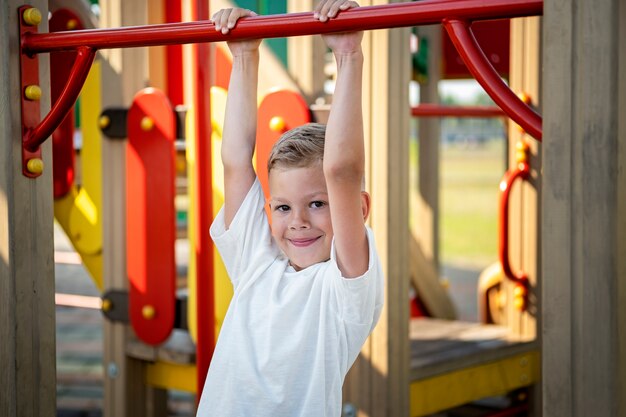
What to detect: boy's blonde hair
<box><xmin>267</xmin><ymin>123</ymin><xmax>325</xmax><ymax>172</ymax></box>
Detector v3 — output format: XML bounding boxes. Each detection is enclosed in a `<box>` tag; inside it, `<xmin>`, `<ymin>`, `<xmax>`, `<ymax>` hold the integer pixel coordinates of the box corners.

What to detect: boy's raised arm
<box><xmin>317</xmin><ymin>1</ymin><xmax>370</xmax><ymax>278</ymax></box>
<box><xmin>212</xmin><ymin>8</ymin><xmax>261</xmax><ymax>228</ymax></box>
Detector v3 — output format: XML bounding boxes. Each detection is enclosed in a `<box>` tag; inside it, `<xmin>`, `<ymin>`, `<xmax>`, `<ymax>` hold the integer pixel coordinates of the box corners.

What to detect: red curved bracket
<box><xmin>498</xmin><ymin>162</ymin><xmax>531</xmax><ymax>286</ymax></box>
<box><xmin>24</xmin><ymin>46</ymin><xmax>95</xmax><ymax>152</ymax></box>
<box><xmin>50</xmin><ymin>8</ymin><xmax>85</xmax><ymax>198</ymax></box>
<box><xmin>443</xmin><ymin>19</ymin><xmax>542</xmax><ymax>141</ymax></box>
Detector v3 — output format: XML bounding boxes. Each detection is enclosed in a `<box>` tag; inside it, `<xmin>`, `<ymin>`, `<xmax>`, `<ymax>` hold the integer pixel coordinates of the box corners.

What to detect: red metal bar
<box><xmin>498</xmin><ymin>162</ymin><xmax>530</xmax><ymax>286</ymax></box>
<box><xmin>443</xmin><ymin>19</ymin><xmax>542</xmax><ymax>140</ymax></box>
<box><xmin>193</xmin><ymin>0</ymin><xmax>214</xmax><ymax>399</ymax></box>
<box><xmin>22</xmin><ymin>0</ymin><xmax>542</xmax><ymax>54</ymax></box>
<box><xmin>24</xmin><ymin>46</ymin><xmax>95</xmax><ymax>152</ymax></box>
<box><xmin>411</xmin><ymin>104</ymin><xmax>505</xmax><ymax>118</ymax></box>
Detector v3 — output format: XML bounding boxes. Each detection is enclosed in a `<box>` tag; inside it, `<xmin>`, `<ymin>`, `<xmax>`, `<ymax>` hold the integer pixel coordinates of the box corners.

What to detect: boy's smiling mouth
<box><xmin>288</xmin><ymin>237</ymin><xmax>321</xmax><ymax>247</ymax></box>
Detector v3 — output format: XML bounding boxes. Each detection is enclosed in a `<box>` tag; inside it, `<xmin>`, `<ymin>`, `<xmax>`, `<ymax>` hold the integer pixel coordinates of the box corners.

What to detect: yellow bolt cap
<box><xmin>99</xmin><ymin>115</ymin><xmax>111</xmax><ymax>129</ymax></box>
<box><xmin>101</xmin><ymin>298</ymin><xmax>113</xmax><ymax>312</ymax></box>
<box><xmin>26</xmin><ymin>158</ymin><xmax>44</xmax><ymax>175</ymax></box>
<box><xmin>516</xmin><ymin>141</ymin><xmax>530</xmax><ymax>152</ymax></box>
<box><xmin>517</xmin><ymin>91</ymin><xmax>532</xmax><ymax>105</ymax></box>
<box><xmin>23</xmin><ymin>8</ymin><xmax>42</xmax><ymax>26</ymax></box>
<box><xmin>24</xmin><ymin>85</ymin><xmax>42</xmax><ymax>101</ymax></box>
<box><xmin>142</xmin><ymin>305</ymin><xmax>156</xmax><ymax>320</ymax></box>
<box><xmin>140</xmin><ymin>116</ymin><xmax>154</xmax><ymax>131</ymax></box>
<box><xmin>269</xmin><ymin>116</ymin><xmax>286</xmax><ymax>132</ymax></box>
<box><xmin>513</xmin><ymin>296</ymin><xmax>526</xmax><ymax>311</ymax></box>
<box><xmin>67</xmin><ymin>19</ymin><xmax>78</xmax><ymax>30</ymax></box>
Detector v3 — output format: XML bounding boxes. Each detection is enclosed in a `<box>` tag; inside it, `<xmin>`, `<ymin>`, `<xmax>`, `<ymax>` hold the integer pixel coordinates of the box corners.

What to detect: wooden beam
<box><xmin>507</xmin><ymin>16</ymin><xmax>540</xmax><ymax>338</ymax></box>
<box><xmin>342</xmin><ymin>1</ymin><xmax>411</xmax><ymax>415</ymax></box>
<box><xmin>542</xmin><ymin>0</ymin><xmax>625</xmax><ymax>415</ymax></box>
<box><xmin>0</xmin><ymin>1</ymin><xmax>56</xmax><ymax>416</ymax></box>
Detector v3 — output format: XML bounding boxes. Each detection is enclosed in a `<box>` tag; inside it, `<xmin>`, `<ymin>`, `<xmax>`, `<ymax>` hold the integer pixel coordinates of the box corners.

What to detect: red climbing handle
<box><xmin>498</xmin><ymin>162</ymin><xmax>531</xmax><ymax>286</ymax></box>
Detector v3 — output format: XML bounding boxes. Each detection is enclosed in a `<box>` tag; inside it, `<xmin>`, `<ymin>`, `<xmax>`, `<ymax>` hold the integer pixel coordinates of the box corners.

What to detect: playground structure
<box><xmin>1</xmin><ymin>1</ymin><xmax>625</xmax><ymax>417</ymax></box>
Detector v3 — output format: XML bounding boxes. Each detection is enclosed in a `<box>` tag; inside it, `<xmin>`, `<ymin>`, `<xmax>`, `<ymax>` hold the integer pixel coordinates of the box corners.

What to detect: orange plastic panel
<box><xmin>256</xmin><ymin>90</ymin><xmax>311</xmax><ymax>202</ymax></box>
<box><xmin>127</xmin><ymin>88</ymin><xmax>176</xmax><ymax>345</ymax></box>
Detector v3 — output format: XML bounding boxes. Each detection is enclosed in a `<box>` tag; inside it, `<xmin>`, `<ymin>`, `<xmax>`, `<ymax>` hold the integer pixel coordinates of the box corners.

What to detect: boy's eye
<box><xmin>310</xmin><ymin>201</ymin><xmax>326</xmax><ymax>209</ymax></box>
<box><xmin>275</xmin><ymin>205</ymin><xmax>290</xmax><ymax>212</ymax></box>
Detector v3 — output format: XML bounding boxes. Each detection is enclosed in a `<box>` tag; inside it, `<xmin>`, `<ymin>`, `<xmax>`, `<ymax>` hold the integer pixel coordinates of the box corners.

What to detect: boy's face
<box><xmin>268</xmin><ymin>165</ymin><xmax>333</xmax><ymax>271</ymax></box>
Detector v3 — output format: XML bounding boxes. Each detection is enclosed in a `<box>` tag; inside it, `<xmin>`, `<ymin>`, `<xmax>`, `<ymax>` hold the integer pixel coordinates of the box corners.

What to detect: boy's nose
<box><xmin>289</xmin><ymin>210</ymin><xmax>310</xmax><ymax>229</ymax></box>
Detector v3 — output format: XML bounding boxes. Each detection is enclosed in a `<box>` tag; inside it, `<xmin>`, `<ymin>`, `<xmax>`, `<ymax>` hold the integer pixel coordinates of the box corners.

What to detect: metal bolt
<box><xmin>67</xmin><ymin>19</ymin><xmax>78</xmax><ymax>30</ymax></box>
<box><xmin>342</xmin><ymin>403</ymin><xmax>357</xmax><ymax>417</ymax></box>
<box><xmin>107</xmin><ymin>362</ymin><xmax>119</xmax><ymax>379</ymax></box>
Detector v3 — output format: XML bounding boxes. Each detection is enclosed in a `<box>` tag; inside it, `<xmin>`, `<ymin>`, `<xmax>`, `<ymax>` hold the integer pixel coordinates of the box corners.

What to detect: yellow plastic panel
<box><xmin>145</xmin><ymin>361</ymin><xmax>197</xmax><ymax>393</ymax></box>
<box><xmin>410</xmin><ymin>350</ymin><xmax>540</xmax><ymax>416</ymax></box>
<box><xmin>53</xmin><ymin>59</ymin><xmax>103</xmax><ymax>289</ymax></box>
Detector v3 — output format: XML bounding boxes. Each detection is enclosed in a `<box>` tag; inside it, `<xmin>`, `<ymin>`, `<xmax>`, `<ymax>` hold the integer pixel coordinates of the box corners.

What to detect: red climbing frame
<box><xmin>20</xmin><ymin>0</ymin><xmax>543</xmax><ymax>174</ymax></box>
<box><xmin>18</xmin><ymin>0</ymin><xmax>544</xmax><ymax>397</ymax></box>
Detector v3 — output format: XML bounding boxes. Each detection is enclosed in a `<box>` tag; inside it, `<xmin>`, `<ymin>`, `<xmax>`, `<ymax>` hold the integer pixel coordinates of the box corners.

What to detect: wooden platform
<box><xmin>409</xmin><ymin>318</ymin><xmax>539</xmax><ymax>417</ymax></box>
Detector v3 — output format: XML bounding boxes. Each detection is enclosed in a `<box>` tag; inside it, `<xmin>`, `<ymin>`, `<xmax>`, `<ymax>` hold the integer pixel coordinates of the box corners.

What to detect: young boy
<box><xmin>197</xmin><ymin>2</ymin><xmax>383</xmax><ymax>416</ymax></box>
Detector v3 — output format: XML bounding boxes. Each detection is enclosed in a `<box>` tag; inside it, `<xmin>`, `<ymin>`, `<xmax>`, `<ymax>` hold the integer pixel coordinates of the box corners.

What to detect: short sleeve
<box><xmin>330</xmin><ymin>227</ymin><xmax>384</xmax><ymax>330</ymax></box>
<box><xmin>210</xmin><ymin>178</ymin><xmax>278</xmax><ymax>289</ymax></box>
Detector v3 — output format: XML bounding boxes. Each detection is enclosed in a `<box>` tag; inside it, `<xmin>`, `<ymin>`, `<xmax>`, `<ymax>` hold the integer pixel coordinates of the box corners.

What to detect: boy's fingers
<box><xmin>340</xmin><ymin>1</ymin><xmax>359</xmax><ymax>10</ymax></box>
<box><xmin>316</xmin><ymin>0</ymin><xmax>334</xmax><ymax>21</ymax></box>
<box><xmin>327</xmin><ymin>0</ymin><xmax>352</xmax><ymax>18</ymax></box>
<box><xmin>219</xmin><ymin>9</ymin><xmax>233</xmax><ymax>33</ymax></box>
<box><xmin>211</xmin><ymin>10</ymin><xmax>223</xmax><ymax>30</ymax></box>
<box><xmin>314</xmin><ymin>0</ymin><xmax>329</xmax><ymax>17</ymax></box>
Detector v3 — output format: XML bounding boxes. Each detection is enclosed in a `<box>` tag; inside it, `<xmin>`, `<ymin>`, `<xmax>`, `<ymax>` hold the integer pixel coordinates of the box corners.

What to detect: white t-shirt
<box><xmin>196</xmin><ymin>178</ymin><xmax>384</xmax><ymax>417</ymax></box>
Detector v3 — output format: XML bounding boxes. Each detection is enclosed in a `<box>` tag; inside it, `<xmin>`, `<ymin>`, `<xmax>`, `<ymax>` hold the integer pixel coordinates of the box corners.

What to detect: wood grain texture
<box><xmin>1</xmin><ymin>1</ymin><xmax>55</xmax><ymax>416</ymax></box>
<box><xmin>542</xmin><ymin>0</ymin><xmax>624</xmax><ymax>415</ymax></box>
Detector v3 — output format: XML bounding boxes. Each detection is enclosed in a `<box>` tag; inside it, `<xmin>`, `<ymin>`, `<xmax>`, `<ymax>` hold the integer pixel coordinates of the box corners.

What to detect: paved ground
<box><xmin>54</xmin><ymin>223</ymin><xmax>195</xmax><ymax>416</ymax></box>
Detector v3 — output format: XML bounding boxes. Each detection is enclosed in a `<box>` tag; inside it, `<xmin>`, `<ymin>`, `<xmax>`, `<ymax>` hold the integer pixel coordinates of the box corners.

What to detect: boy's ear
<box><xmin>360</xmin><ymin>191</ymin><xmax>371</xmax><ymax>222</ymax></box>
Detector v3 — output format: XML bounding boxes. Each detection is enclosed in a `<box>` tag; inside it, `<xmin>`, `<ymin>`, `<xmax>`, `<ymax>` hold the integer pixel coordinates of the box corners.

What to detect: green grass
<box><xmin>410</xmin><ymin>138</ymin><xmax>506</xmax><ymax>267</ymax></box>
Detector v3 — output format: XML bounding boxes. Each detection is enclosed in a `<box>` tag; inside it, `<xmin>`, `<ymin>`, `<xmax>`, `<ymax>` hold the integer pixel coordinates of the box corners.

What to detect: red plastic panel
<box><xmin>127</xmin><ymin>88</ymin><xmax>177</xmax><ymax>345</ymax></box>
<box><xmin>443</xmin><ymin>20</ymin><xmax>509</xmax><ymax>79</ymax></box>
<box><xmin>256</xmin><ymin>90</ymin><xmax>311</xmax><ymax>203</ymax></box>
<box><xmin>50</xmin><ymin>9</ymin><xmax>84</xmax><ymax>198</ymax></box>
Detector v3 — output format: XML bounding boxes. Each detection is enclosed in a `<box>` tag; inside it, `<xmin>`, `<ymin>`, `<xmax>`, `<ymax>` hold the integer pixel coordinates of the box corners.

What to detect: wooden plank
<box><xmin>409</xmin><ymin>318</ymin><xmax>535</xmax><ymax>380</ymax></box>
<box><xmin>414</xmin><ymin>24</ymin><xmax>441</xmax><ymax>267</ymax></box>
<box><xmin>287</xmin><ymin>0</ymin><xmax>326</xmax><ymax>103</ymax></box>
<box><xmin>618</xmin><ymin>3</ymin><xmax>626</xmax><ymax>416</ymax></box>
<box><xmin>0</xmin><ymin>1</ymin><xmax>56</xmax><ymax>416</ymax></box>
<box><xmin>344</xmin><ymin>1</ymin><xmax>411</xmax><ymax>415</ymax></box>
<box><xmin>99</xmin><ymin>0</ymin><xmax>167</xmax><ymax>415</ymax></box>
<box><xmin>542</xmin><ymin>0</ymin><xmax>624</xmax><ymax>415</ymax></box>
<box><xmin>507</xmin><ymin>17</ymin><xmax>540</xmax><ymax>337</ymax></box>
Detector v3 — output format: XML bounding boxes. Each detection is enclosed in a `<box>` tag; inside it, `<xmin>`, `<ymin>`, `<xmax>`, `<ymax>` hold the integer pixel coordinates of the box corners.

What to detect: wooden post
<box><xmin>287</xmin><ymin>0</ymin><xmax>326</xmax><ymax>103</ymax></box>
<box><xmin>507</xmin><ymin>16</ymin><xmax>540</xmax><ymax>338</ymax></box>
<box><xmin>542</xmin><ymin>0</ymin><xmax>626</xmax><ymax>415</ymax></box>
<box><xmin>343</xmin><ymin>1</ymin><xmax>411</xmax><ymax>416</ymax></box>
<box><xmin>100</xmin><ymin>0</ymin><xmax>168</xmax><ymax>415</ymax></box>
<box><xmin>415</xmin><ymin>25</ymin><xmax>441</xmax><ymax>269</ymax></box>
<box><xmin>0</xmin><ymin>1</ymin><xmax>56</xmax><ymax>416</ymax></box>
